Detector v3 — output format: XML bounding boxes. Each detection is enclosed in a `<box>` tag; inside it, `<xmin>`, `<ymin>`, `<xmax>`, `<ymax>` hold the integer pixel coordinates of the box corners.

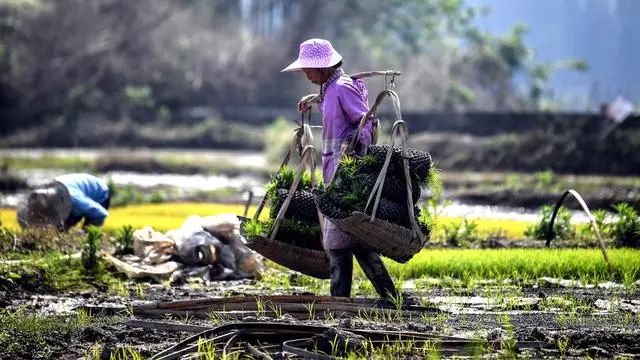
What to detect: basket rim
<box><xmin>245</xmin><ymin>233</ymin><xmax>330</xmax><ymax>279</ymax></box>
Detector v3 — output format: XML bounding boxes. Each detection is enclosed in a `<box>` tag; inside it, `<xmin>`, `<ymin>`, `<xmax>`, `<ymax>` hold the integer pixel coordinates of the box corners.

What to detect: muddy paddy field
<box><xmin>1</xmin><ymin>222</ymin><xmax>639</xmax><ymax>359</ymax></box>
<box><xmin>2</xmin><ymin>149</ymin><xmax>640</xmax><ymax>359</ymax></box>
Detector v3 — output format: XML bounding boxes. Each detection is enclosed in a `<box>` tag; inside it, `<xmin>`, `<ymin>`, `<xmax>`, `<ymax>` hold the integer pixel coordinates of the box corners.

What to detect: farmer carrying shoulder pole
<box><xmin>282</xmin><ymin>38</ymin><xmax>398</xmax><ymax>300</ymax></box>
<box><xmin>17</xmin><ymin>173</ymin><xmax>111</xmax><ymax>231</ymax></box>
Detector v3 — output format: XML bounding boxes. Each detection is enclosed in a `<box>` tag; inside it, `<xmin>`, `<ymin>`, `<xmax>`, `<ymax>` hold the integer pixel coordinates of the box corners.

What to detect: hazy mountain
<box><xmin>467</xmin><ymin>0</ymin><xmax>639</xmax><ymax>110</ymax></box>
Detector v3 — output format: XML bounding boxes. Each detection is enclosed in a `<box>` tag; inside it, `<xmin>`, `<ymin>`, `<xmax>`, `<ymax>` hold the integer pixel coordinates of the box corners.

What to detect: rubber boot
<box><xmin>328</xmin><ymin>249</ymin><xmax>353</xmax><ymax>297</ymax></box>
<box><xmin>353</xmin><ymin>248</ymin><xmax>397</xmax><ymax>300</ymax></box>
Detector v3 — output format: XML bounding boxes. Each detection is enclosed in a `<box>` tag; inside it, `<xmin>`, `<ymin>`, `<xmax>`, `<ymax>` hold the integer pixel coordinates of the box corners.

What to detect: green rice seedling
<box><xmin>84</xmin><ymin>343</ymin><xmax>103</xmax><ymax>360</ymax></box>
<box><xmin>242</xmin><ymin>218</ymin><xmax>264</xmax><ymax>237</ymax></box>
<box><xmin>610</xmin><ymin>202</ymin><xmax>640</xmax><ymax>247</ymax></box>
<box><xmin>426</xmin><ymin>164</ymin><xmax>443</xmax><ymax>199</ymax></box>
<box><xmin>75</xmin><ymin>308</ymin><xmax>94</xmax><ymax>326</ymax></box>
<box><xmin>499</xmin><ymin>314</ymin><xmax>517</xmax><ymax>359</ymax></box>
<box><xmin>0</xmin><ymin>224</ymin><xmax>15</xmax><ymax>251</ymax></box>
<box><xmin>254</xmin><ymin>296</ymin><xmax>266</xmax><ymax>317</ymax></box>
<box><xmin>384</xmin><ymin>248</ymin><xmax>640</xmax><ymax>284</ymax></box>
<box><xmin>329</xmin><ymin>333</ymin><xmax>341</xmax><ymax>356</ymax></box>
<box><xmin>619</xmin><ymin>312</ymin><xmax>634</xmax><ymax>326</ymax></box>
<box><xmin>578</xmin><ymin>208</ymin><xmax>609</xmax><ymax>243</ymax></box>
<box><xmin>368</xmin><ymin>339</ymin><xmax>419</xmax><ymax>358</ymax></box>
<box><xmin>422</xmin><ymin>339</ymin><xmax>442</xmax><ymax>360</ymax></box>
<box><xmin>123</xmin><ymin>304</ymin><xmax>134</xmax><ymax>318</ymax></box>
<box><xmin>109</xmin><ymin>279</ymin><xmax>129</xmax><ymax>298</ymax></box>
<box><xmin>352</xmin><ymin>278</ymin><xmax>377</xmax><ymax>297</ymax></box>
<box><xmin>265</xmin><ymin>166</ymin><xmax>294</xmax><ymax>197</ymax></box>
<box><xmin>361</xmin><ymin>308</ymin><xmax>376</xmax><ymax>323</ymax></box>
<box><xmin>109</xmin><ymin>346</ymin><xmax>144</xmax><ymax>360</ymax></box>
<box><xmin>0</xmin><ymin>308</ymin><xmax>97</xmax><ymax>359</ymax></box>
<box><xmin>114</xmin><ymin>224</ymin><xmax>134</xmax><ymax>255</ymax></box>
<box><xmin>621</xmin><ymin>268</ymin><xmax>638</xmax><ymax>292</ymax></box>
<box><xmin>260</xmin><ymin>165</ymin><xmax>324</xmax><ymax>248</ymax></box>
<box><xmin>433</xmin><ymin>312</ymin><xmax>449</xmax><ymax>327</ymax></box>
<box><xmin>304</xmin><ymin>302</ymin><xmax>316</xmax><ymax>320</ymax></box>
<box><xmin>258</xmin><ymin>269</ymin><xmax>290</xmax><ymax>290</ymax></box>
<box><xmin>208</xmin><ymin>308</ymin><xmax>233</xmax><ymax>325</ymax></box>
<box><xmin>323</xmin><ymin>309</ymin><xmax>336</xmax><ymax>322</ymax></box>
<box><xmin>443</xmin><ymin>221</ymin><xmax>463</xmax><ymax>247</ymax></box>
<box><xmin>189</xmin><ymin>280</ymin><xmax>204</xmax><ymax>290</ymax></box>
<box><xmin>442</xmin><ymin>218</ymin><xmax>480</xmax><ymax>247</ymax></box>
<box><xmin>556</xmin><ymin>336</ymin><xmax>570</xmax><ymax>358</ymax></box>
<box><xmin>293</xmin><ymin>274</ymin><xmax>327</xmax><ymax>294</ymax></box>
<box><xmin>269</xmin><ymin>303</ymin><xmax>284</xmax><ymax>318</ymax></box>
<box><xmin>135</xmin><ymin>283</ymin><xmax>145</xmax><ymax>299</ymax></box>
<box><xmin>338</xmin><ymin>155</ymin><xmax>359</xmax><ymax>180</ymax></box>
<box><xmin>524</xmin><ymin>205</ymin><xmax>575</xmax><ymax>241</ymax></box>
<box><xmin>556</xmin><ymin>313</ymin><xmax>568</xmax><ymax>328</ymax></box>
<box><xmin>534</xmin><ymin>170</ymin><xmax>557</xmax><ymax>190</ymax></box>
<box><xmin>468</xmin><ymin>332</ymin><xmax>492</xmax><ymax>359</ymax></box>
<box><xmin>387</xmin><ymin>289</ymin><xmax>405</xmax><ymax>322</ymax></box>
<box><xmin>82</xmin><ymin>225</ymin><xmax>102</xmax><ymax>272</ymax></box>
<box><xmin>179</xmin><ymin>312</ymin><xmax>194</xmax><ymax>324</ymax></box>
<box><xmin>197</xmin><ymin>338</ymin><xmax>217</xmax><ymax>360</ymax></box>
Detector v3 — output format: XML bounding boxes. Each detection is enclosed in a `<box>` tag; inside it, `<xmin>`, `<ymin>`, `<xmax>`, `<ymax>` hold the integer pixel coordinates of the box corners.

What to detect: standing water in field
<box><xmin>2</xmin><ymin>169</ymin><xmax>590</xmax><ymax>222</ymax></box>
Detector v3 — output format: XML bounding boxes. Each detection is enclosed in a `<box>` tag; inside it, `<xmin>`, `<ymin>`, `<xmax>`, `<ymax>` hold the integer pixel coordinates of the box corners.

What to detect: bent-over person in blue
<box><xmin>17</xmin><ymin>173</ymin><xmax>111</xmax><ymax>231</ymax></box>
<box><xmin>56</xmin><ymin>173</ymin><xmax>110</xmax><ymax>229</ymax></box>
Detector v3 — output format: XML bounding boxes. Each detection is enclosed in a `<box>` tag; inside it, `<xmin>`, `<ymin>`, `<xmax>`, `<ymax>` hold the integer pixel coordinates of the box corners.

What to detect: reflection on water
<box><xmin>3</xmin><ymin>170</ymin><xmax>265</xmax><ymax>207</ymax></box>
<box><xmin>2</xmin><ymin>170</ymin><xmax>590</xmax><ymax>222</ymax></box>
<box><xmin>441</xmin><ymin>201</ymin><xmax>589</xmax><ymax>223</ymax></box>
<box><xmin>107</xmin><ymin>172</ymin><xmax>263</xmax><ymax>192</ymax></box>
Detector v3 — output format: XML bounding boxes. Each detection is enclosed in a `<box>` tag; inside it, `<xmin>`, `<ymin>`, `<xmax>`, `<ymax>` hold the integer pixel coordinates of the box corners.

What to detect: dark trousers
<box><xmin>328</xmin><ymin>248</ymin><xmax>397</xmax><ymax>299</ymax></box>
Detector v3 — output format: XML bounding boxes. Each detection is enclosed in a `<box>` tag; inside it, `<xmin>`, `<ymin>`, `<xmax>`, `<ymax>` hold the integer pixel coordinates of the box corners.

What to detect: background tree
<box><xmin>0</xmin><ymin>0</ymin><xmax>590</xmax><ymax>135</ymax></box>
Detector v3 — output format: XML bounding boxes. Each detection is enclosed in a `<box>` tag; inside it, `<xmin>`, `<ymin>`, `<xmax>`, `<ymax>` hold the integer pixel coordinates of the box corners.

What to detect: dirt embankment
<box><xmin>410</xmin><ymin>126</ymin><xmax>640</xmax><ymax>176</ymax></box>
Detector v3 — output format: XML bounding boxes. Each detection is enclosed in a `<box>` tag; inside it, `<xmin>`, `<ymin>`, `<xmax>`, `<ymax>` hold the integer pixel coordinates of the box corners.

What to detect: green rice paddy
<box><xmin>386</xmin><ymin>248</ymin><xmax>639</xmax><ymax>283</ymax></box>
<box><xmin>2</xmin><ymin>203</ymin><xmax>638</xmax><ymax>282</ymax></box>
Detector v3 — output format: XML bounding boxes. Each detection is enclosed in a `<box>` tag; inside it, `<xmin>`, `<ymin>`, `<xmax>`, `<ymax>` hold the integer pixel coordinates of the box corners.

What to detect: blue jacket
<box><xmin>56</xmin><ymin>173</ymin><xmax>110</xmax><ymax>227</ymax></box>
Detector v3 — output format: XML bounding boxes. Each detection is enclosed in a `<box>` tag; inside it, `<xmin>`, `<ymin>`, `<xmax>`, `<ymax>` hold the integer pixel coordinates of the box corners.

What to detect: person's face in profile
<box><xmin>303</xmin><ymin>68</ymin><xmax>332</xmax><ymax>85</ymax></box>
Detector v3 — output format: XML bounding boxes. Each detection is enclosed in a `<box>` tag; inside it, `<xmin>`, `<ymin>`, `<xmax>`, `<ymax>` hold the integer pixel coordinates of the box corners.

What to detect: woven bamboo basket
<box><xmin>324</xmin><ymin>211</ymin><xmax>424</xmax><ymax>263</ymax></box>
<box><xmin>247</xmin><ymin>234</ymin><xmax>330</xmax><ymax>279</ymax></box>
<box><xmin>239</xmin><ymin>216</ymin><xmax>330</xmax><ymax>279</ymax></box>
<box><xmin>319</xmin><ymin>89</ymin><xmax>429</xmax><ymax>262</ymax></box>
<box><xmin>238</xmin><ymin>140</ymin><xmax>330</xmax><ymax>279</ymax></box>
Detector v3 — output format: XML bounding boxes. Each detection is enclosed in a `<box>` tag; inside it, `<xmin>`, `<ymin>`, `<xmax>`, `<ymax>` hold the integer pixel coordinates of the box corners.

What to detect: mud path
<box><xmin>4</xmin><ymin>276</ymin><xmax>639</xmax><ymax>359</ymax></box>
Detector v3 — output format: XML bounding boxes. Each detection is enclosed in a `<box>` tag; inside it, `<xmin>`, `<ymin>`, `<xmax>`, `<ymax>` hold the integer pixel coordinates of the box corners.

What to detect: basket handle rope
<box><xmin>364</xmin><ymin>94</ymin><xmax>424</xmax><ymax>243</ymax></box>
<box><xmin>269</xmin><ymin>145</ymin><xmax>317</xmax><ymax>241</ymax></box>
<box><xmin>252</xmin><ymin>121</ymin><xmax>311</xmax><ymax>221</ymax></box>
<box><xmin>324</xmin><ymin>89</ymin><xmax>392</xmax><ymax>187</ymax></box>
<box><xmin>302</xmin><ymin>70</ymin><xmax>401</xmax><ymax>109</ymax></box>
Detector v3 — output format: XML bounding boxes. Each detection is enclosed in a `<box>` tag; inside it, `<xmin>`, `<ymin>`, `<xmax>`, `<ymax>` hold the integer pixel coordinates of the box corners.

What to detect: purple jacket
<box><xmin>319</xmin><ymin>69</ymin><xmax>373</xmax><ymax>184</ymax></box>
<box><xmin>319</xmin><ymin>68</ymin><xmax>373</xmax><ymax>249</ymax></box>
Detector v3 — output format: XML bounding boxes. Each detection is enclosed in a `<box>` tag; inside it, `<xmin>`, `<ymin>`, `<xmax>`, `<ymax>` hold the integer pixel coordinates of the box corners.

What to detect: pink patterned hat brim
<box><xmin>282</xmin><ymin>39</ymin><xmax>342</xmax><ymax>72</ymax></box>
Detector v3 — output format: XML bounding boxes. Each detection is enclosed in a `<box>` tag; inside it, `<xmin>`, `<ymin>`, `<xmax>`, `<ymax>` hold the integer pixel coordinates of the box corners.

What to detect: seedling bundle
<box><xmin>315</xmin><ymin>88</ymin><xmax>433</xmax><ymax>263</ymax></box>
<box><xmin>241</xmin><ymin>129</ymin><xmax>330</xmax><ymax>279</ymax></box>
<box><xmin>265</xmin><ymin>167</ymin><xmax>322</xmax><ymax>250</ymax></box>
<box><xmin>315</xmin><ymin>144</ymin><xmax>432</xmax><ymax>235</ymax></box>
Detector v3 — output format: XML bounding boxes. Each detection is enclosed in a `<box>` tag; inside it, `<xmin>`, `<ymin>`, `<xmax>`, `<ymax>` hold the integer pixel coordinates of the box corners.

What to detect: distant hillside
<box><xmin>468</xmin><ymin>0</ymin><xmax>640</xmax><ymax>110</ymax></box>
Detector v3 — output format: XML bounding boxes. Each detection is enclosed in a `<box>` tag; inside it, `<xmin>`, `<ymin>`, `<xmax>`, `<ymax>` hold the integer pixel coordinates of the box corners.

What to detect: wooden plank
<box><xmin>124</xmin><ymin>319</ymin><xmax>212</xmax><ymax>333</ymax></box>
<box><xmin>154</xmin><ymin>295</ymin><xmax>353</xmax><ymax>310</ymax></box>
